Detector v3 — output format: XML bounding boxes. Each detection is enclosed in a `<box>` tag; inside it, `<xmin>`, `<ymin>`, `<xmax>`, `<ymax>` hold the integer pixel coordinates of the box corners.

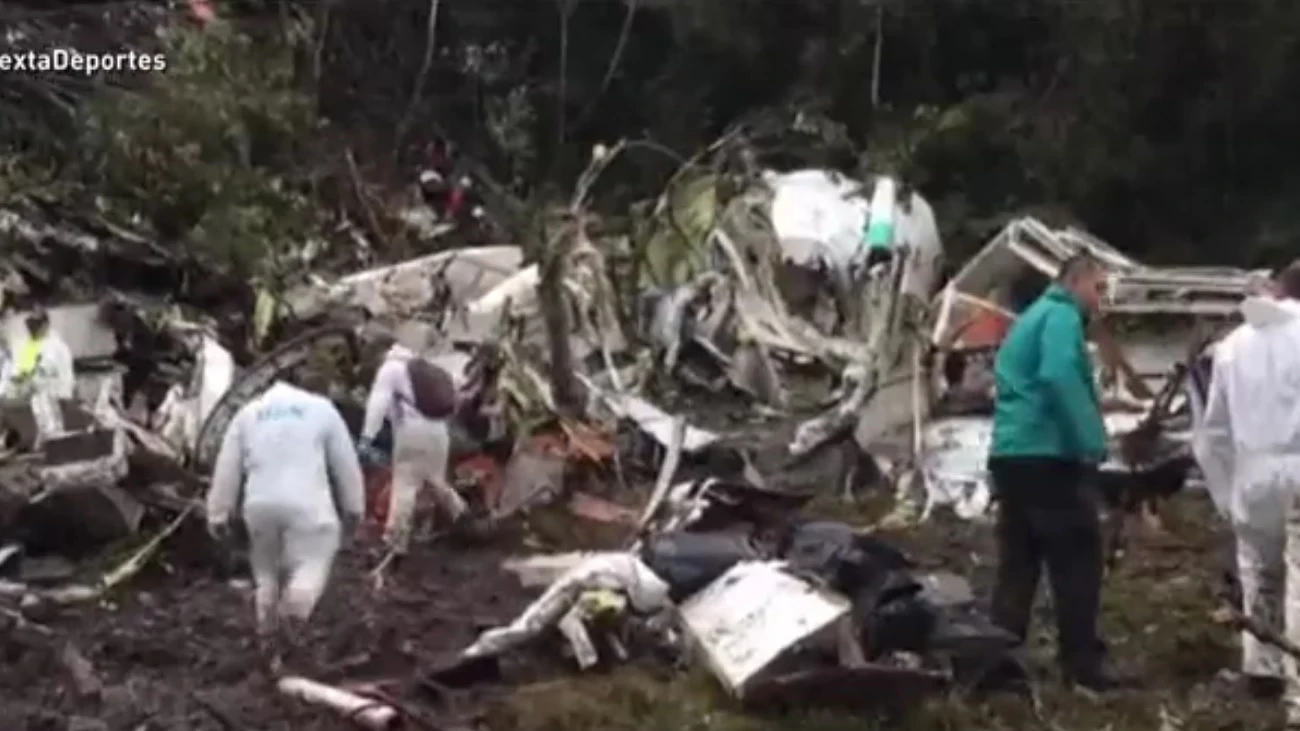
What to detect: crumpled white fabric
<box><xmin>461</xmin><ymin>552</ymin><xmax>670</xmax><ymax>659</ymax></box>
<box><xmin>1197</xmin><ymin>296</ymin><xmax>1300</xmax><ymax>540</ymax></box>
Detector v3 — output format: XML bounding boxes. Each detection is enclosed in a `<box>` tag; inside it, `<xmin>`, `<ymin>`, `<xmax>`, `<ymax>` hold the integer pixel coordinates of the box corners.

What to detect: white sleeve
<box><xmin>1195</xmin><ymin>361</ymin><xmax>1234</xmax><ymax>518</ymax></box>
<box><xmin>360</xmin><ymin>360</ymin><xmax>402</xmax><ymax>441</ymax></box>
<box><xmin>0</xmin><ymin>353</ymin><xmax>12</xmax><ymax>393</ymax></box>
<box><xmin>206</xmin><ymin>408</ymin><xmax>248</xmax><ymax>525</ymax></box>
<box><xmin>46</xmin><ymin>338</ymin><xmax>75</xmax><ymax>398</ymax></box>
<box><xmin>323</xmin><ymin>404</ymin><xmax>366</xmax><ymax>518</ymax></box>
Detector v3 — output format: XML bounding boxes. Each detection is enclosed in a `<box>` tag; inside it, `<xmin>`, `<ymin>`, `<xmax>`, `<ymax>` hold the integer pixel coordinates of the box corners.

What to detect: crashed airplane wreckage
<box><xmin>617</xmin><ymin>164</ymin><xmax>1260</xmax><ymax>531</ymax></box>
<box><xmin>900</xmin><ymin>217</ymin><xmax>1260</xmax><ymax>523</ymax></box>
<box><xmin>0</xmin><ymin>241</ymin><xmax>565</xmax><ymax>597</ymax></box>
<box><xmin>0</xmin><ymin>299</ymin><xmax>237</xmax><ymax>591</ymax></box>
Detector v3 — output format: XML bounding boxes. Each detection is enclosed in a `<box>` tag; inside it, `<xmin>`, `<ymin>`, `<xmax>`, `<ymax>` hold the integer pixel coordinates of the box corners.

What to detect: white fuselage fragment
<box><xmin>678</xmin><ymin>561</ymin><xmax>850</xmax><ymax>698</ymax></box>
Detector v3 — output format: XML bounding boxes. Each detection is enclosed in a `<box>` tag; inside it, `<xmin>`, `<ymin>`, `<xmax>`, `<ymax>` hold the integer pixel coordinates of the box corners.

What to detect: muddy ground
<box><xmin>0</xmin><ymin>451</ymin><xmax>1280</xmax><ymax>731</ymax></box>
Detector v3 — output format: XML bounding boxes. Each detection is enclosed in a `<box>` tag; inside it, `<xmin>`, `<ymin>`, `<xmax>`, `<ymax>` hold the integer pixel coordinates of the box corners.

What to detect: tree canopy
<box><xmin>4</xmin><ymin>0</ymin><xmax>1300</xmax><ymax>270</ymax></box>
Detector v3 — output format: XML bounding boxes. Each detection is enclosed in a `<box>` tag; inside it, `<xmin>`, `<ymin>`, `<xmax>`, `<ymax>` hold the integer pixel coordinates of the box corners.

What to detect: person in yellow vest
<box><xmin>10</xmin><ymin>308</ymin><xmax>74</xmax><ymax>400</ymax></box>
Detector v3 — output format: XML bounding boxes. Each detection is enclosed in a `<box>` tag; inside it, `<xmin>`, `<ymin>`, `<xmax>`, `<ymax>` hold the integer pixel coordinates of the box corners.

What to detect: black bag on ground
<box><xmin>640</xmin><ymin>531</ymin><xmax>761</xmax><ymax>602</ymax></box>
<box><xmin>406</xmin><ymin>358</ymin><xmax>457</xmax><ymax>419</ymax></box>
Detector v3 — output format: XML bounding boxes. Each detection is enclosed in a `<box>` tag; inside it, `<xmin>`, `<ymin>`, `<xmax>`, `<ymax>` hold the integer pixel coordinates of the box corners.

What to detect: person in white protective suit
<box><xmin>2</xmin><ymin>308</ymin><xmax>76</xmax><ymax>439</ymax></box>
<box><xmin>205</xmin><ymin>378</ymin><xmax>365</xmax><ymax>653</ymax></box>
<box><xmin>6</xmin><ymin>308</ymin><xmax>75</xmax><ymax>397</ymax></box>
<box><xmin>358</xmin><ymin>339</ymin><xmax>467</xmax><ymax>558</ymax></box>
<box><xmin>1190</xmin><ymin>271</ymin><xmax>1276</xmax><ymax>519</ymax></box>
<box><xmin>1197</xmin><ymin>262</ymin><xmax>1300</xmax><ymax>711</ymax></box>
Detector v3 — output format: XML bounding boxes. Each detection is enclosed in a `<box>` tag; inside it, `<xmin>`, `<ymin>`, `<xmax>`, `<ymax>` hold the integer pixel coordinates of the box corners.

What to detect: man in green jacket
<box><xmin>989</xmin><ymin>252</ymin><xmax>1130</xmax><ymax>693</ymax></box>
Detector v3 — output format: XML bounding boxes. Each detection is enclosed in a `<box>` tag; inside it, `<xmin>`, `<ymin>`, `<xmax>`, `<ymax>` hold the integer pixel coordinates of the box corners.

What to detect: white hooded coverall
<box><xmin>1191</xmin><ymin>324</ymin><xmax>1250</xmax><ymax>519</ymax></box>
<box><xmin>361</xmin><ymin>344</ymin><xmax>465</xmax><ymax>554</ymax></box>
<box><xmin>1197</xmin><ymin>296</ymin><xmax>1300</xmax><ymax>714</ymax></box>
<box><xmin>207</xmin><ymin>382</ymin><xmax>365</xmax><ymax>632</ymax></box>
<box><xmin>2</xmin><ymin>329</ymin><xmax>75</xmax><ymax>438</ymax></box>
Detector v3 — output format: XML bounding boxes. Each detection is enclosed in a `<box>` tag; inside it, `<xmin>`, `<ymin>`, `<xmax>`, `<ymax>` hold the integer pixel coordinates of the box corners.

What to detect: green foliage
<box><xmin>77</xmin><ymin>23</ymin><xmax>317</xmax><ymax>278</ymax></box>
<box><xmin>637</xmin><ymin>174</ymin><xmax>720</xmax><ymax>287</ymax></box>
<box><xmin>12</xmin><ymin>0</ymin><xmax>1300</xmax><ymax>281</ymax></box>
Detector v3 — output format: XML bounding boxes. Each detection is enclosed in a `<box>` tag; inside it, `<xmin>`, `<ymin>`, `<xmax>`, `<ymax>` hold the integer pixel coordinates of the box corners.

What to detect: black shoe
<box><xmin>1064</xmin><ymin>666</ymin><xmax>1140</xmax><ymax>696</ymax></box>
<box><xmin>1247</xmin><ymin>674</ymin><xmax>1285</xmax><ymax>700</ymax></box>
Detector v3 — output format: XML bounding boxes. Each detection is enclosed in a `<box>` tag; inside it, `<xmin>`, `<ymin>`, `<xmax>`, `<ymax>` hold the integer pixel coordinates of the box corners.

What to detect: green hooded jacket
<box><xmin>990</xmin><ymin>284</ymin><xmax>1107</xmax><ymax>462</ymax></box>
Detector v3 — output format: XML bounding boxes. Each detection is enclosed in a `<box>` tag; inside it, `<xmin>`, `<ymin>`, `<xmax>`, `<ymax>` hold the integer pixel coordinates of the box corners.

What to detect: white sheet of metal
<box><xmin>918</xmin><ymin>411</ymin><xmax>1187</xmax><ymax>520</ymax></box>
<box><xmin>679</xmin><ymin>561</ymin><xmax>849</xmax><ymax>698</ymax></box>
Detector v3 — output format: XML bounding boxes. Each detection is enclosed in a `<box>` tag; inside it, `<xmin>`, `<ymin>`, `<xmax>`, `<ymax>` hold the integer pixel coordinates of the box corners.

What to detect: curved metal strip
<box><xmin>193</xmin><ymin>324</ymin><xmax>360</xmax><ymax>470</ymax></box>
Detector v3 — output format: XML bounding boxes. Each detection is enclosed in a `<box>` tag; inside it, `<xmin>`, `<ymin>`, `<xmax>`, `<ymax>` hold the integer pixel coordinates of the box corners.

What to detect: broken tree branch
<box><xmin>569</xmin><ymin>0</ymin><xmax>638</xmax><ymax>131</ymax></box>
<box><xmin>538</xmin><ymin>215</ymin><xmax>582</xmax><ymax>417</ymax></box>
<box><xmin>1212</xmin><ymin>604</ymin><xmax>1300</xmax><ymax>660</ymax></box>
<box><xmin>629</xmin><ymin>416</ymin><xmax>686</xmax><ymax>547</ymax></box>
<box><xmin>346</xmin><ymin>148</ymin><xmax>387</xmax><ymax>250</ymax></box>
<box><xmin>393</xmin><ymin>0</ymin><xmax>442</xmax><ymax>153</ymax></box>
<box><xmin>534</xmin><ymin>140</ymin><xmax>634</xmax><ymax>418</ymax></box>
<box><xmin>556</xmin><ymin>0</ymin><xmax>578</xmax><ymax>148</ymax></box>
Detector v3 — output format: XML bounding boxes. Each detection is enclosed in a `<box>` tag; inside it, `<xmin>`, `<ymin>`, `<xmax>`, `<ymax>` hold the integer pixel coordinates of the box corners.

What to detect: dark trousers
<box><xmin>989</xmin><ymin>456</ymin><xmax>1104</xmax><ymax>675</ymax></box>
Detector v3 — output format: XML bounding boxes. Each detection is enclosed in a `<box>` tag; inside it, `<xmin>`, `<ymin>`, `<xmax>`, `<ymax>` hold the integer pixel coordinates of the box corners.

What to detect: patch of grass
<box><xmin>489</xmin><ymin>668</ymin><xmax>882</xmax><ymax>731</ymax></box>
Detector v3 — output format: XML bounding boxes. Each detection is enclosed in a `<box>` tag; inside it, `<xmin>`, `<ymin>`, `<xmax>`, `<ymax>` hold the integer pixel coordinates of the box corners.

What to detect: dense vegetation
<box><xmin>5</xmin><ymin>0</ymin><xmax>1300</xmax><ymax>273</ymax></box>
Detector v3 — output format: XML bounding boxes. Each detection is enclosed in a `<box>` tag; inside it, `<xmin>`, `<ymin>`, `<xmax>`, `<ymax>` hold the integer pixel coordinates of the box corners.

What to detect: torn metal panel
<box><xmin>282</xmin><ymin>245</ymin><xmax>523</xmax><ymax>333</ymax></box>
<box><xmin>596</xmin><ymin>390</ymin><xmax>720</xmax><ymax>453</ymax></box>
<box><xmin>639</xmin><ymin>168</ymin><xmax>940</xmax><ymax>378</ymax></box>
<box><xmin>193</xmin><ymin>325</ymin><xmax>358</xmax><ymax>470</ymax></box>
<box><xmin>791</xmin><ymin>218</ymin><xmax>933</xmax><ymax>457</ymax></box>
<box><xmin>916</xmin><ymin>416</ymin><xmax>992</xmax><ymax>520</ymax></box>
<box><xmin>935</xmin><ymin>217</ymin><xmax>1259</xmax><ymax>343</ymax></box>
<box><xmin>38</xmin><ymin>423</ymin><xmax>131</xmax><ymax>490</ymax></box>
<box><xmin>912</xmin><ymin>217</ymin><xmax>1256</xmax><ymax>519</ymax></box>
<box><xmin>465</xmin><ymin>237</ymin><xmax>628</xmax><ymax>357</ymax></box>
<box><xmin>73</xmin><ymin>368</ymin><xmax>125</xmax><ymax>410</ymax></box>
<box><xmin>152</xmin><ymin>334</ymin><xmax>234</xmax><ymax>456</ymax></box>
<box><xmin>678</xmin><ymin>561</ymin><xmax>850</xmax><ymax>698</ymax></box>
<box><xmin>916</xmin><ymin>410</ymin><xmax>1185</xmax><ymax>521</ymax></box>
<box><xmin>332</xmin><ymin>245</ymin><xmax>521</xmax><ymax>310</ymax></box>
<box><xmin>943</xmin><ymin>218</ymin><xmax>1137</xmax><ymax>300</ymax></box>
<box><xmin>765</xmin><ymin>170</ymin><xmax>944</xmax><ymax>317</ymax></box>
<box><xmin>850</xmin><ymin>350</ymin><xmax>927</xmax><ymax>457</ymax></box>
